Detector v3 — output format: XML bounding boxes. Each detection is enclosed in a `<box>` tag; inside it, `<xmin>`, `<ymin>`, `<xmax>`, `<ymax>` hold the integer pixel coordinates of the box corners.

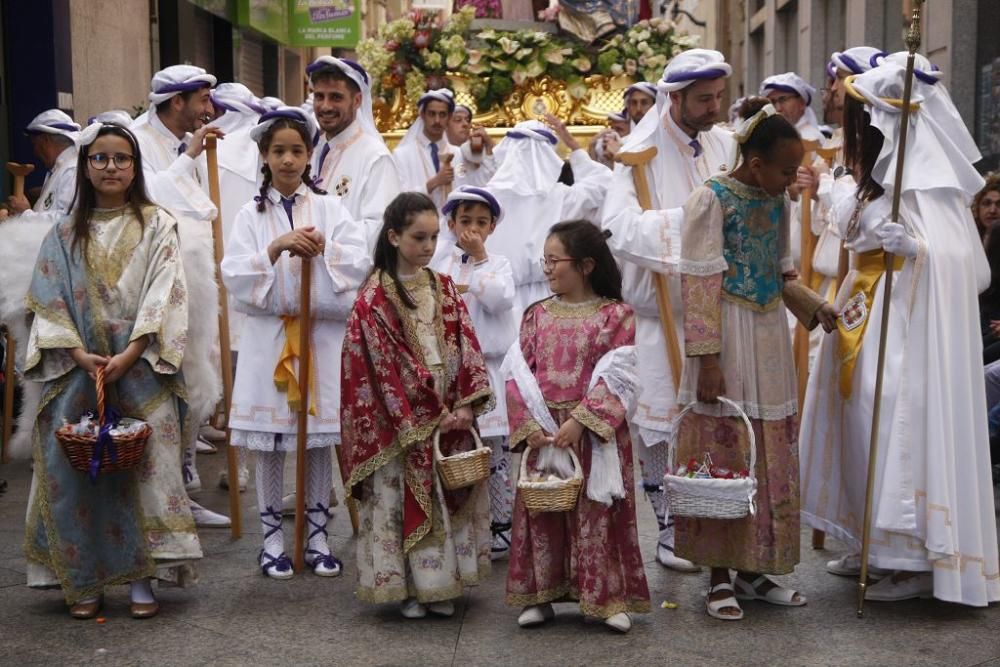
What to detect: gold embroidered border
<box><xmin>509</xmin><ymin>420</ymin><xmax>543</xmax><ymax>448</ymax></box>
<box><xmin>686</xmin><ymin>340</ymin><xmax>722</xmax><ymax>356</ymax></box>
<box><xmin>570</xmin><ymin>404</ymin><xmax>614</xmax><ymax>442</ymax></box>
<box><xmin>721</xmin><ymin>291</ymin><xmax>782</xmax><ymax>313</ymax></box>
<box><xmin>541</xmin><ymin>297</ymin><xmax>611</xmax><ymax>319</ymax></box>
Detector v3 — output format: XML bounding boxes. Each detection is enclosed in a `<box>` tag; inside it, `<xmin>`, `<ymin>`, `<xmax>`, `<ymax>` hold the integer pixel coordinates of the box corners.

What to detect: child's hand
<box><xmin>440</xmin><ymin>405</ymin><xmax>474</xmax><ymax>433</ymax></box>
<box><xmin>103</xmin><ymin>352</ymin><xmax>133</xmax><ymax>383</ymax></box>
<box><xmin>553</xmin><ymin>417</ymin><xmax>584</xmax><ymax>449</ymax></box>
<box><xmin>542</xmin><ymin>113</ymin><xmax>580</xmax><ymax>151</ymax></box>
<box><xmin>70</xmin><ymin>349</ymin><xmax>108</xmax><ymax>380</ymax></box>
<box><xmin>526</xmin><ymin>429</ymin><xmax>554</xmax><ymax>449</ymax></box>
<box><xmin>696</xmin><ymin>355</ymin><xmax>726</xmax><ymax>404</ymax></box>
<box><xmin>458</xmin><ymin>229</ymin><xmax>487</xmax><ymax>262</ymax></box>
<box><xmin>269</xmin><ymin>226</ymin><xmax>324</xmax><ymax>262</ymax></box>
<box><xmin>816</xmin><ymin>303</ymin><xmax>839</xmax><ymax>333</ymax></box>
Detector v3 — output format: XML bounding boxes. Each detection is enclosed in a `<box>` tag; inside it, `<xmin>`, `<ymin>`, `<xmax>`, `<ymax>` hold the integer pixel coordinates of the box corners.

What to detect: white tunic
<box><xmin>312</xmin><ymin>118</ymin><xmax>400</xmax><ymax>251</ymax></box>
<box><xmin>601</xmin><ymin>105</ymin><xmax>734</xmax><ymax>443</ymax></box>
<box><xmin>221</xmin><ymin>186</ymin><xmax>370</xmax><ymax>448</ymax></box>
<box><xmin>16</xmin><ymin>145</ymin><xmax>77</xmax><ymax>224</ymax></box>
<box><xmin>430</xmin><ymin>244</ymin><xmax>518</xmax><ymax>438</ymax></box>
<box><xmin>393</xmin><ymin>132</ymin><xmax>497</xmax><ymax>212</ymax></box>
<box><xmin>799</xmin><ymin>186</ymin><xmax>999</xmax><ymax>606</ymax></box>
<box><xmin>487</xmin><ymin>149</ymin><xmax>610</xmax><ymax>315</ymax></box>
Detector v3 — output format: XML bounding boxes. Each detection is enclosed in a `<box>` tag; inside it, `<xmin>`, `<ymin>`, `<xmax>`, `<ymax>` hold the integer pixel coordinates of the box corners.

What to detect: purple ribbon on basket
<box><xmin>88</xmin><ymin>407</ymin><xmax>121</xmax><ymax>484</ymax></box>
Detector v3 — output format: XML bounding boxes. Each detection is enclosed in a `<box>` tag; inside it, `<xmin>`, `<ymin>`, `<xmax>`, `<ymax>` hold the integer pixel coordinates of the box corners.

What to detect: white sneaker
<box><xmin>656</xmin><ymin>544</ymin><xmax>700</xmax><ymax>573</ymax></box>
<box><xmin>218</xmin><ymin>467</ymin><xmax>249</xmax><ymax>492</ymax></box>
<box><xmin>199</xmin><ymin>424</ymin><xmax>227</xmax><ymax>442</ymax></box>
<box><xmin>400</xmin><ymin>598</ymin><xmax>427</xmax><ymax>619</ymax></box>
<box><xmin>184</xmin><ymin>468</ymin><xmax>202</xmax><ymax>493</ymax></box>
<box><xmin>604</xmin><ymin>612</ymin><xmax>632</xmax><ymax>633</ymax></box>
<box><xmin>427</xmin><ymin>600</ymin><xmax>455</xmax><ymax>617</ymax></box>
<box><xmin>517</xmin><ymin>603</ymin><xmax>555</xmax><ymax>627</ymax></box>
<box><xmin>190</xmin><ymin>501</ymin><xmax>231</xmax><ymax>528</ymax></box>
<box><xmin>826</xmin><ymin>553</ymin><xmax>889</xmax><ymax>579</ymax></box>
<box><xmin>195</xmin><ymin>437</ymin><xmax>217</xmax><ymax>454</ymax></box>
<box><xmin>865</xmin><ymin>572</ymin><xmax>933</xmax><ymax>602</ymax></box>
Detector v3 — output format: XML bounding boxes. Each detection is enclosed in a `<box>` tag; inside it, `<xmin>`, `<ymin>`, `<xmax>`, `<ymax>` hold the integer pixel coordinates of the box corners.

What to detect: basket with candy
<box><xmin>664</xmin><ymin>397</ymin><xmax>757</xmax><ymax>520</ymax></box>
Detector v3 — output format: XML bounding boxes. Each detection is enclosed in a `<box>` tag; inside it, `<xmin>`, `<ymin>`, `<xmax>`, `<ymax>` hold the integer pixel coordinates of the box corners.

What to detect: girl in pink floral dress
<box><xmin>504</xmin><ymin>220</ymin><xmax>650</xmax><ymax>633</ymax></box>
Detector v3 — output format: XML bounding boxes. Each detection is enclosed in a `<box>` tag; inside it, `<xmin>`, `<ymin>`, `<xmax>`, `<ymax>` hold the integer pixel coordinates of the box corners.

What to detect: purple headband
<box><xmin>454</xmin><ymin>104</ymin><xmax>473</xmax><ymax>118</ymax></box>
<box><xmin>442</xmin><ymin>187</ymin><xmax>502</xmax><ymax>220</ymax></box>
<box><xmin>418</xmin><ymin>94</ymin><xmax>456</xmax><ymax>113</ymax></box>
<box><xmin>156</xmin><ymin>80</ymin><xmax>212</xmax><ymax>95</ymax></box>
<box><xmin>259</xmin><ymin>108</ymin><xmax>307</xmax><ymax>125</ymax></box>
<box><xmin>913</xmin><ymin>67</ymin><xmax>940</xmax><ymax>85</ymax></box>
<box><xmin>211</xmin><ymin>95</ymin><xmax>238</xmax><ymax>113</ymax></box>
<box><xmin>663</xmin><ymin>67</ymin><xmax>730</xmax><ymax>84</ymax></box>
<box><xmin>32</xmin><ymin>122</ymin><xmax>80</xmax><ymax>133</ymax></box>
<box><xmin>306</xmin><ymin>58</ymin><xmax>370</xmax><ymax>85</ymax></box>
<box><xmin>763</xmin><ymin>82</ymin><xmax>810</xmax><ymax>105</ymax></box>
<box><xmin>866</xmin><ymin>51</ymin><xmax>890</xmax><ymax>69</ymax></box>
<box><xmin>826</xmin><ymin>61</ymin><xmax>836</xmax><ymax>81</ymax></box>
<box><xmin>506</xmin><ymin>128</ymin><xmax>558</xmax><ymax>145</ymax></box>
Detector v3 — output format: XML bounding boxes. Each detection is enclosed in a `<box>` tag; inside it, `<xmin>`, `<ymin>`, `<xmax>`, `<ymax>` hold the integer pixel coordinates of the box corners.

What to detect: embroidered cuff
<box><xmin>678</xmin><ymin>256</ymin><xmax>728</xmax><ymax>276</ymax></box>
<box><xmin>686</xmin><ymin>340</ymin><xmax>722</xmax><ymax>356</ymax></box>
<box><xmin>508</xmin><ymin>419</ymin><xmax>542</xmax><ymax>452</ymax></box>
<box><xmin>570</xmin><ymin>404</ymin><xmax>614</xmax><ymax>442</ymax></box>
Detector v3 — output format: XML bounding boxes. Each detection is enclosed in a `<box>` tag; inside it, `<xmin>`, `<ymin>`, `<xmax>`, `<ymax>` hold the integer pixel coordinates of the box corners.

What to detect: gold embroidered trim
<box><xmin>721</xmin><ymin>291</ymin><xmax>781</xmax><ymax>313</ymax></box>
<box><xmin>686</xmin><ymin>340</ymin><xmax>722</xmax><ymax>356</ymax></box>
<box><xmin>570</xmin><ymin>404</ymin><xmax>613</xmax><ymax>442</ymax></box>
<box><xmin>542</xmin><ymin>297</ymin><xmax>611</xmax><ymax>319</ymax></box>
<box><xmin>508</xmin><ymin>419</ymin><xmax>542</xmax><ymax>448</ymax></box>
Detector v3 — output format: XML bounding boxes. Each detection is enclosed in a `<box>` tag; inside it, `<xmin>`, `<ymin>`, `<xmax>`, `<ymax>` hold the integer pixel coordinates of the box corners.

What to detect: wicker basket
<box><xmin>517</xmin><ymin>446</ymin><xmax>584</xmax><ymax>513</ymax></box>
<box><xmin>56</xmin><ymin>367</ymin><xmax>151</xmax><ymax>475</ymax></box>
<box><xmin>434</xmin><ymin>427</ymin><xmax>491</xmax><ymax>490</ymax></box>
<box><xmin>663</xmin><ymin>397</ymin><xmax>758</xmax><ymax>520</ymax></box>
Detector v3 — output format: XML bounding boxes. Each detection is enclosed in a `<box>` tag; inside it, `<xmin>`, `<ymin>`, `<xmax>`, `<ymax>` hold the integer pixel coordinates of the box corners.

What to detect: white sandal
<box><xmin>733</xmin><ymin>575</ymin><xmax>807</xmax><ymax>607</ymax></box>
<box><xmin>706</xmin><ymin>583</ymin><xmax>743</xmax><ymax>621</ymax></box>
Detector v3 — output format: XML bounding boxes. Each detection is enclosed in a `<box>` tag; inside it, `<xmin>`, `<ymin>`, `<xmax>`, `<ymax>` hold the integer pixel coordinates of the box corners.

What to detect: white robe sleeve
<box><xmin>558</xmin><ymin>149</ymin><xmax>612</xmax><ymax>222</ymax></box>
<box><xmin>311</xmin><ymin>202</ymin><xmax>372</xmax><ymax>320</ymax></box>
<box><xmin>144</xmin><ymin>154</ymin><xmax>218</xmax><ymax>223</ymax></box>
<box><xmin>601</xmin><ymin>160</ymin><xmax>682</xmax><ymax>274</ymax></box>
<box><xmin>221</xmin><ymin>205</ymin><xmax>284</xmax><ymax>316</ymax></box>
<box><xmin>468</xmin><ymin>255</ymin><xmax>516</xmax><ymax>315</ymax></box>
<box><xmin>358</xmin><ymin>153</ymin><xmax>401</xmax><ymax>251</ymax></box>
<box><xmin>454</xmin><ymin>151</ymin><xmax>498</xmax><ymax>189</ymax></box>
<box><xmin>393</xmin><ymin>144</ymin><xmax>432</xmax><ymax>195</ymax></box>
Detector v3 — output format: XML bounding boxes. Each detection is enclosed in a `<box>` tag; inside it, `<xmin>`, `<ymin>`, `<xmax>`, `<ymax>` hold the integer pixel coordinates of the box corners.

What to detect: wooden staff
<box><xmin>441</xmin><ymin>152</ymin><xmax>455</xmax><ymax>200</ymax></box>
<box><xmin>793</xmin><ymin>140</ymin><xmax>820</xmax><ymax>408</ymax></box>
<box><xmin>615</xmin><ymin>147</ymin><xmax>683</xmax><ymax>389</ymax></box>
<box><xmin>856</xmin><ymin>0</ymin><xmax>924</xmax><ymax>618</ymax></box>
<box><xmin>293</xmin><ymin>259</ymin><xmax>313</xmax><ymax>572</ymax></box>
<box><xmin>1</xmin><ymin>328</ymin><xmax>13</xmax><ymax>464</ymax></box>
<box><xmin>7</xmin><ymin>162</ymin><xmax>35</xmax><ymax>200</ymax></box>
<box><xmin>204</xmin><ymin>135</ymin><xmax>242</xmax><ymax>539</ymax></box>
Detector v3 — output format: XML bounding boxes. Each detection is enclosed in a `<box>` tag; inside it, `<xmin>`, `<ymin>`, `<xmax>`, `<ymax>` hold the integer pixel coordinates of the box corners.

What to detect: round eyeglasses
<box><xmin>88</xmin><ymin>152</ymin><xmax>134</xmax><ymax>170</ymax></box>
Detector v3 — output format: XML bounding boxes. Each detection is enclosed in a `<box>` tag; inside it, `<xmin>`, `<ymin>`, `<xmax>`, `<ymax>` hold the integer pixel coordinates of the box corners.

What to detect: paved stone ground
<box><xmin>1</xmin><ymin>451</ymin><xmax>998</xmax><ymax>667</ymax></box>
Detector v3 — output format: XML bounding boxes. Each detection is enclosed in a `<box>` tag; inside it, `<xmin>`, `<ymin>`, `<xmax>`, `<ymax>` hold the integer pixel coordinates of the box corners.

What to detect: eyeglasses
<box><xmin>768</xmin><ymin>94</ymin><xmax>797</xmax><ymax>106</ymax></box>
<box><xmin>539</xmin><ymin>256</ymin><xmax>575</xmax><ymax>269</ymax></box>
<box><xmin>88</xmin><ymin>152</ymin><xmax>134</xmax><ymax>170</ymax></box>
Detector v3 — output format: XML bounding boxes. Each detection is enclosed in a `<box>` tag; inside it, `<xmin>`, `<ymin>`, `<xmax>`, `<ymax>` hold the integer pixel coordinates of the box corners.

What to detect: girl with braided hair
<box><xmin>221</xmin><ymin>107</ymin><xmax>370</xmax><ymax>579</ymax></box>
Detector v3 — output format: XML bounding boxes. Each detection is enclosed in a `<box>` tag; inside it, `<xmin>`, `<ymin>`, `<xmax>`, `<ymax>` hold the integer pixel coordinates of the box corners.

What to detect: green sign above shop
<box><xmin>191</xmin><ymin>0</ymin><xmax>361</xmax><ymax>48</ymax></box>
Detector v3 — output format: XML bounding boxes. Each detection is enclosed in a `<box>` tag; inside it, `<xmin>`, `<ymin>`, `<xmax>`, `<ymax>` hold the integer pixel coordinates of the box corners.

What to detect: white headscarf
<box><xmin>88</xmin><ymin>110</ymin><xmax>133</xmax><ymax>127</ymax></box>
<box><xmin>847</xmin><ymin>64</ymin><xmax>984</xmax><ymax>199</ymax></box>
<box><xmin>442</xmin><ymin>185</ymin><xmax>504</xmax><ymax>223</ymax></box>
<box><xmin>657</xmin><ymin>49</ymin><xmax>732</xmax><ymax>94</ymax></box>
<box><xmin>830</xmin><ymin>46</ymin><xmax>886</xmax><ymax>76</ymax></box>
<box><xmin>625</xmin><ymin>81</ymin><xmax>658</xmax><ymax>101</ymax></box>
<box><xmin>260</xmin><ymin>96</ymin><xmax>285</xmax><ymax>112</ymax></box>
<box><xmin>25</xmin><ymin>109</ymin><xmax>80</xmax><ymax>143</ymax></box>
<box><xmin>759</xmin><ymin>72</ymin><xmax>820</xmax><ymax>130</ymax></box>
<box><xmin>148</xmin><ymin>65</ymin><xmax>217</xmax><ymax>106</ymax></box>
<box><xmin>488</xmin><ymin>120</ymin><xmax>563</xmax><ymax>196</ymax></box>
<box><xmin>249</xmin><ymin>107</ymin><xmax>319</xmax><ymax>147</ymax></box>
<box><xmin>211</xmin><ymin>83</ymin><xmax>264</xmax><ymax>116</ymax></box>
<box><xmin>397</xmin><ymin>88</ymin><xmax>456</xmax><ymax>149</ymax></box>
<box><xmin>307</xmin><ymin>56</ymin><xmax>379</xmax><ymax>141</ymax></box>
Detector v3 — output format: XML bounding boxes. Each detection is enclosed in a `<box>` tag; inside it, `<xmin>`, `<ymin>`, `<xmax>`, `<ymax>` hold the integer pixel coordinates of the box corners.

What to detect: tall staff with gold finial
<box><xmin>854</xmin><ymin>0</ymin><xmax>924</xmax><ymax>618</ymax></box>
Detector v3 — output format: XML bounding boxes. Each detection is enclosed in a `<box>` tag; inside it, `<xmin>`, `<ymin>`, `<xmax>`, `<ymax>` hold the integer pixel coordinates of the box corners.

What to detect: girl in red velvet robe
<box><xmin>340</xmin><ymin>192</ymin><xmax>494</xmax><ymax>619</ymax></box>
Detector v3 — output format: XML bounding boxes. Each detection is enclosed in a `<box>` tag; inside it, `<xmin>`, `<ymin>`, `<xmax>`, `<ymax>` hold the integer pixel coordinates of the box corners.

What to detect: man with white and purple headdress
<box><xmin>131</xmin><ymin>64</ymin><xmax>229</xmax><ymax>529</ymax></box>
<box><xmin>759</xmin><ymin>72</ymin><xmax>824</xmax><ymax>143</ymax></box>
<box><xmin>4</xmin><ymin>110</ymin><xmax>79</xmax><ymax>223</ymax></box>
<box><xmin>602</xmin><ymin>48</ymin><xmax>737</xmax><ymax>575</ymax></box>
<box><xmin>308</xmin><ymin>55</ymin><xmax>399</xmax><ymax>251</ymax></box>
<box><xmin>624</xmin><ymin>81</ymin><xmax>658</xmax><ymax>128</ymax></box>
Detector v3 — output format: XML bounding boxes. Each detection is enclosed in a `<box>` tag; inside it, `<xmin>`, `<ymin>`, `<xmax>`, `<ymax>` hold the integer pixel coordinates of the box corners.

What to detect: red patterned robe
<box><xmin>505</xmin><ymin>297</ymin><xmax>651</xmax><ymax>619</ymax></box>
<box><xmin>341</xmin><ymin>268</ymin><xmax>494</xmax><ymax>603</ymax></box>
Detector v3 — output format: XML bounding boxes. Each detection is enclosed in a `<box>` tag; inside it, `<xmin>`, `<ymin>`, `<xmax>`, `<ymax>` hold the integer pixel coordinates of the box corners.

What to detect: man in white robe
<box><xmin>760</xmin><ymin>72</ymin><xmax>825</xmax><ymax>143</ymax></box>
<box><xmin>624</xmin><ymin>81</ymin><xmax>657</xmax><ymax>129</ymax></box>
<box><xmin>601</xmin><ymin>49</ymin><xmax>736</xmax><ymax>572</ymax></box>
<box><xmin>308</xmin><ymin>56</ymin><xmax>400</xmax><ymax>251</ymax></box>
<box><xmin>6</xmin><ymin>110</ymin><xmax>79</xmax><ymax>223</ymax></box>
<box><xmin>394</xmin><ymin>89</ymin><xmax>496</xmax><ymax>212</ymax></box>
<box><xmin>486</xmin><ymin>116</ymin><xmax>610</xmax><ymax>315</ymax></box>
<box><xmin>799</xmin><ymin>63</ymin><xmax>999</xmax><ymax>606</ymax></box>
<box><xmin>131</xmin><ymin>65</ymin><xmax>228</xmax><ymax>528</ymax></box>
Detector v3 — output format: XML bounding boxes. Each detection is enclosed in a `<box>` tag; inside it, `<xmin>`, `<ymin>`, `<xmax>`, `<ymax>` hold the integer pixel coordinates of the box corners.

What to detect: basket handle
<box><xmin>95</xmin><ymin>365</ymin><xmax>106</xmax><ymax>428</ymax></box>
<box><xmin>668</xmin><ymin>397</ymin><xmax>757</xmax><ymax>480</ymax></box>
<box><xmin>432</xmin><ymin>425</ymin><xmax>487</xmax><ymax>463</ymax></box>
<box><xmin>519</xmin><ymin>444</ymin><xmax>583</xmax><ymax>482</ymax></box>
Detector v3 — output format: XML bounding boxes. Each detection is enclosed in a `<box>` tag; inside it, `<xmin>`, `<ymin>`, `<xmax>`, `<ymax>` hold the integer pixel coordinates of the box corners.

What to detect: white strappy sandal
<box><xmin>706</xmin><ymin>582</ymin><xmax>744</xmax><ymax>621</ymax></box>
<box><xmin>733</xmin><ymin>575</ymin><xmax>807</xmax><ymax>606</ymax></box>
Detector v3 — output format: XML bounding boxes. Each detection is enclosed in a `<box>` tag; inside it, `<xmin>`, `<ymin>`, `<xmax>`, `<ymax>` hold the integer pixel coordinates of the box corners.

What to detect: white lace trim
<box><xmin>231</xmin><ymin>429</ymin><xmax>338</xmax><ymax>452</ymax></box>
<box><xmin>678</xmin><ymin>256</ymin><xmax>728</xmax><ymax>276</ymax></box>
